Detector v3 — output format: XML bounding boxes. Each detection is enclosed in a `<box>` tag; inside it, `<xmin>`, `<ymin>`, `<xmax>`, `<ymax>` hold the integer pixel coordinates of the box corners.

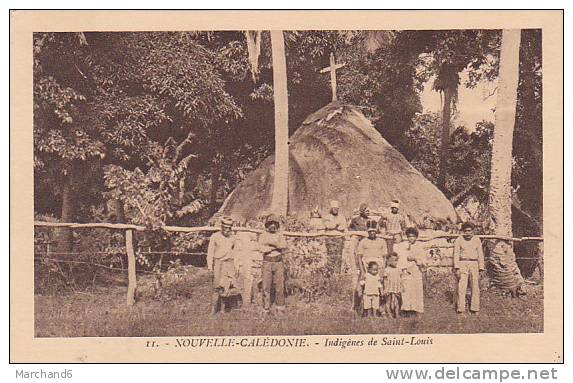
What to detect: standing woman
<box><xmin>395</xmin><ymin>227</ymin><xmax>426</xmax><ymax>316</ymax></box>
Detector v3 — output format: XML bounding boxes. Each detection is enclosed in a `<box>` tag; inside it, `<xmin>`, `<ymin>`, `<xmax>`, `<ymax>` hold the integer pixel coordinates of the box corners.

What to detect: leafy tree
<box><xmin>407</xmin><ymin>113</ymin><xmax>493</xmax><ymax>200</ymax></box>
<box><xmin>34</xmin><ymin>32</ymin><xmax>106</xmax><ymax>251</ymax></box>
<box><xmin>34</xmin><ymin>32</ymin><xmax>244</xmax><ymax>250</ymax></box>
<box><xmin>337</xmin><ymin>30</ymin><xmax>426</xmax><ymax>155</ymax></box>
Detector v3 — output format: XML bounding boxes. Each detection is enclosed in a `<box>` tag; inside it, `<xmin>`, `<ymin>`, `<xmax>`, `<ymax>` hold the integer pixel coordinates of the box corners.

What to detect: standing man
<box><xmin>380</xmin><ymin>199</ymin><xmax>409</xmax><ymax>247</ymax></box>
<box><xmin>453</xmin><ymin>222</ymin><xmax>485</xmax><ymax>314</ymax></box>
<box><xmin>207</xmin><ymin>217</ymin><xmax>236</xmax><ymax>315</ymax></box>
<box><xmin>323</xmin><ymin>200</ymin><xmax>348</xmax><ymax>272</ymax></box>
<box><xmin>258</xmin><ymin>214</ymin><xmax>288</xmax><ymax>312</ymax></box>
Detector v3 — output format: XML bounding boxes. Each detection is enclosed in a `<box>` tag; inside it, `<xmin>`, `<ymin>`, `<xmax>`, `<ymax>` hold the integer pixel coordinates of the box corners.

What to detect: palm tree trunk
<box><xmin>489</xmin><ymin>29</ymin><xmax>521</xmax><ymax>236</ymax></box>
<box><xmin>269</xmin><ymin>30</ymin><xmax>289</xmax><ymax>217</ymax></box>
<box><xmin>487</xmin><ymin>29</ymin><xmax>524</xmax><ymax>293</ymax></box>
<box><xmin>437</xmin><ymin>86</ymin><xmax>453</xmax><ymax>192</ymax></box>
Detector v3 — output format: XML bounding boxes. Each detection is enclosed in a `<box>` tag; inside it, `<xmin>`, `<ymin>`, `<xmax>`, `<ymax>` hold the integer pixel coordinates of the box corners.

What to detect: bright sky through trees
<box><xmin>420</xmin><ymin>71</ymin><xmax>497</xmax><ymax>131</ymax></box>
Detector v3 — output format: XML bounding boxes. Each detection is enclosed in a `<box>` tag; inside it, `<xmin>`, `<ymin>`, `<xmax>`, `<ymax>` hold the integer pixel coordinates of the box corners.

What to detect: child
<box><xmin>453</xmin><ymin>222</ymin><xmax>485</xmax><ymax>314</ymax></box>
<box><xmin>383</xmin><ymin>252</ymin><xmax>402</xmax><ymax>318</ymax></box>
<box><xmin>359</xmin><ymin>261</ymin><xmax>383</xmax><ymax>317</ymax></box>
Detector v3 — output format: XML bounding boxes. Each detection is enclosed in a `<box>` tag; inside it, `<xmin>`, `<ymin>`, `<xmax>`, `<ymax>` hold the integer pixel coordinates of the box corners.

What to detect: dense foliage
<box><xmin>34</xmin><ymin>29</ymin><xmax>543</xmax><ymax>251</ymax></box>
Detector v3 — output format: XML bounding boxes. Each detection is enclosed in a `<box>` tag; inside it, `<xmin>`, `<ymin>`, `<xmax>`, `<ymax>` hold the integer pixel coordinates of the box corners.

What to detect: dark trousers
<box><xmin>262</xmin><ymin>260</ymin><xmax>285</xmax><ymax>309</ymax></box>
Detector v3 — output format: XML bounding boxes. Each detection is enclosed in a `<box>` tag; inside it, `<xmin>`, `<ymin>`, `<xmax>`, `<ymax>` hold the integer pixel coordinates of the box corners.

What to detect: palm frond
<box><xmin>244</xmin><ymin>30</ymin><xmax>262</xmax><ymax>82</ymax></box>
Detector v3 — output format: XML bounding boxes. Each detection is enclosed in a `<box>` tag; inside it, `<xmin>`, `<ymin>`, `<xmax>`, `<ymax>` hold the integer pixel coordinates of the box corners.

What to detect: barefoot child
<box><xmin>359</xmin><ymin>261</ymin><xmax>383</xmax><ymax>317</ymax></box>
<box><xmin>383</xmin><ymin>252</ymin><xmax>402</xmax><ymax>318</ymax></box>
<box><xmin>453</xmin><ymin>222</ymin><xmax>485</xmax><ymax>314</ymax></box>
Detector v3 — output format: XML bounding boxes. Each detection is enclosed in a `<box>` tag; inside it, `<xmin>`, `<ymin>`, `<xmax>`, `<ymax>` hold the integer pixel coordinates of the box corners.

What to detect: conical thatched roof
<box><xmin>218</xmin><ymin>102</ymin><xmax>458</xmax><ymax>224</ymax></box>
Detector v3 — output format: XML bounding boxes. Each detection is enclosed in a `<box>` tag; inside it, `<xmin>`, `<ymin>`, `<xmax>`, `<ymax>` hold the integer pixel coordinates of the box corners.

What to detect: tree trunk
<box><xmin>487</xmin><ymin>29</ymin><xmax>524</xmax><ymax>293</ymax></box>
<box><xmin>108</xmin><ymin>198</ymin><xmax>125</xmax><ymax>223</ymax></box>
<box><xmin>269</xmin><ymin>30</ymin><xmax>289</xmax><ymax>217</ymax></box>
<box><xmin>437</xmin><ymin>86</ymin><xmax>453</xmax><ymax>193</ymax></box>
<box><xmin>210</xmin><ymin>158</ymin><xmax>221</xmax><ymax>215</ymax></box>
<box><xmin>56</xmin><ymin>171</ymin><xmax>76</xmax><ymax>253</ymax></box>
<box><xmin>489</xmin><ymin>29</ymin><xmax>521</xmax><ymax>237</ymax></box>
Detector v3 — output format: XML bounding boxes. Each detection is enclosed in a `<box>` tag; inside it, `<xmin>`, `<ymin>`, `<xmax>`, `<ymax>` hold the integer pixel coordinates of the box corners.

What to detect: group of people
<box><xmin>207</xmin><ymin>199</ymin><xmax>486</xmax><ymax>317</ymax></box>
<box><xmin>207</xmin><ymin>214</ymin><xmax>288</xmax><ymax>314</ymax></box>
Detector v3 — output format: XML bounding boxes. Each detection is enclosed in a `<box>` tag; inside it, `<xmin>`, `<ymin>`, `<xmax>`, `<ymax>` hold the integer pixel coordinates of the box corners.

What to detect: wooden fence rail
<box><xmin>34</xmin><ymin>221</ymin><xmax>543</xmax><ymax>306</ymax></box>
<box><xmin>34</xmin><ymin>221</ymin><xmax>544</xmax><ymax>242</ymax></box>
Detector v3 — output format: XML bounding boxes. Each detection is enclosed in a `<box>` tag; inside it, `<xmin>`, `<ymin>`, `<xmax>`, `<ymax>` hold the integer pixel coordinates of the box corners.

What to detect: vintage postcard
<box><xmin>10</xmin><ymin>10</ymin><xmax>563</xmax><ymax>363</ymax></box>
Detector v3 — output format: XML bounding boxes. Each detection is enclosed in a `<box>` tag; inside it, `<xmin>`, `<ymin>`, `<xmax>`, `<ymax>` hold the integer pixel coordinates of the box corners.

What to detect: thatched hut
<box><xmin>218</xmin><ymin>102</ymin><xmax>458</xmax><ymax>224</ymax></box>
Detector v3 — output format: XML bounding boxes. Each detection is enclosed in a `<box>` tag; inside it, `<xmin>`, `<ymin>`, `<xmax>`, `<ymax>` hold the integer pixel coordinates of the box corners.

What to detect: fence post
<box><xmin>126</xmin><ymin>229</ymin><xmax>137</xmax><ymax>306</ymax></box>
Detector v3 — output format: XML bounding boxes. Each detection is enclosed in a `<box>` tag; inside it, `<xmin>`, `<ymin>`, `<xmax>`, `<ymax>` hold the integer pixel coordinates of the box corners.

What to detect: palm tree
<box><xmin>424</xmin><ymin>30</ymin><xmax>500</xmax><ymax>194</ymax></box>
<box><xmin>489</xmin><ymin>29</ymin><xmax>521</xmax><ymax>237</ymax></box>
<box><xmin>432</xmin><ymin>64</ymin><xmax>460</xmax><ymax>193</ymax></box>
<box><xmin>268</xmin><ymin>31</ymin><xmax>289</xmax><ymax>216</ymax></box>
<box><xmin>488</xmin><ymin>29</ymin><xmax>524</xmax><ymax>293</ymax></box>
<box><xmin>245</xmin><ymin>30</ymin><xmax>289</xmax><ymax>217</ymax></box>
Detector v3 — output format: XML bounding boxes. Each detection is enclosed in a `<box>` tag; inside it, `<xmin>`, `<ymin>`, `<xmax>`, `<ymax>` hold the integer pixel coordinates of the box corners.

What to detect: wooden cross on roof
<box><xmin>319</xmin><ymin>52</ymin><xmax>346</xmax><ymax>102</ymax></box>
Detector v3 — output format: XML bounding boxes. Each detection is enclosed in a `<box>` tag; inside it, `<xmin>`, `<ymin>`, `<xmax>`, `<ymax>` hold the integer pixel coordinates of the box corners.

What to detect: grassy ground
<box><xmin>35</xmin><ymin>267</ymin><xmax>543</xmax><ymax>337</ymax></box>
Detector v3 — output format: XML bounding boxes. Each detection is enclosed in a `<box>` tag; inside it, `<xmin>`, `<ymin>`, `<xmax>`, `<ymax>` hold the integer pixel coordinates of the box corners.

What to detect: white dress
<box><xmin>394</xmin><ymin>241</ymin><xmax>425</xmax><ymax>313</ymax></box>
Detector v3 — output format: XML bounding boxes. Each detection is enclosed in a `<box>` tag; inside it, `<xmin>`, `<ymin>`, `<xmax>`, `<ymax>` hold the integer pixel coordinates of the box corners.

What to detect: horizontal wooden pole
<box><xmin>34</xmin><ymin>221</ymin><xmax>145</xmax><ymax>231</ymax></box>
<box><xmin>34</xmin><ymin>221</ymin><xmax>544</xmax><ymax>242</ymax></box>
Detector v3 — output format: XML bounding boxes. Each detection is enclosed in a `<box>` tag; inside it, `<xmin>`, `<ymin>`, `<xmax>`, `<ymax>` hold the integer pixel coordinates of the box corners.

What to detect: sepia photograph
<box><xmin>10</xmin><ymin>9</ymin><xmax>563</xmax><ymax>363</ymax></box>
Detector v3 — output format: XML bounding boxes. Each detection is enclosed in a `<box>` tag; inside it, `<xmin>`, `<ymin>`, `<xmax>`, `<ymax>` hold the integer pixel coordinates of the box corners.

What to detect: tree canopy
<box><xmin>33</xmin><ymin>29</ymin><xmax>543</xmax><ymax>237</ymax></box>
